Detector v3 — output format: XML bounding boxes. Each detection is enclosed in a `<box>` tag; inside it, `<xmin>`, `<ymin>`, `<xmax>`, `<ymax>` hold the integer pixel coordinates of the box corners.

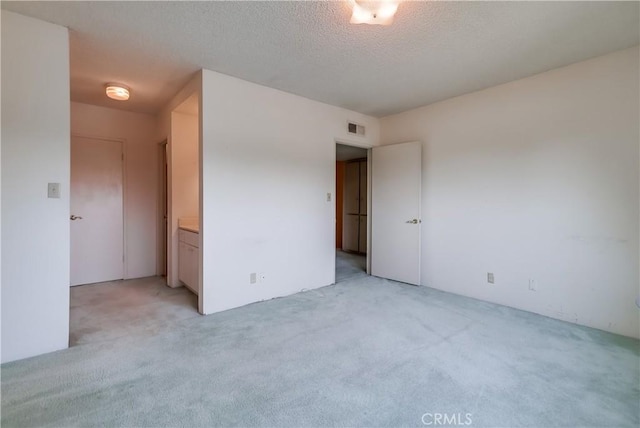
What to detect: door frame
<box><xmin>334</xmin><ymin>139</ymin><xmax>373</xmax><ymax>280</ymax></box>
<box><xmin>157</xmin><ymin>140</ymin><xmax>168</xmax><ymax>277</ymax></box>
<box><xmin>70</xmin><ymin>133</ymin><xmax>127</xmax><ymax>284</ymax></box>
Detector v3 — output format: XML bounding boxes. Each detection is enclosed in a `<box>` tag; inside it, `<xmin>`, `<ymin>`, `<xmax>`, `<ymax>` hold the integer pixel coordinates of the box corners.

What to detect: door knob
<box><xmin>70</xmin><ymin>215</ymin><xmax>83</xmax><ymax>221</ymax></box>
<box><xmin>405</xmin><ymin>219</ymin><xmax>421</xmax><ymax>224</ymax></box>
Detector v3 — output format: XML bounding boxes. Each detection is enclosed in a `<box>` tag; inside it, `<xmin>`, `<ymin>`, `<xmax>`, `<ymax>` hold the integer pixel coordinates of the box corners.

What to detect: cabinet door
<box><xmin>343</xmin><ymin>214</ymin><xmax>360</xmax><ymax>252</ymax></box>
<box><xmin>359</xmin><ymin>160</ymin><xmax>367</xmax><ymax>215</ymax></box>
<box><xmin>187</xmin><ymin>246</ymin><xmax>199</xmax><ymax>295</ymax></box>
<box><xmin>344</xmin><ymin>162</ymin><xmax>360</xmax><ymax>214</ymax></box>
<box><xmin>359</xmin><ymin>215</ymin><xmax>367</xmax><ymax>254</ymax></box>
<box><xmin>179</xmin><ymin>242</ymin><xmax>199</xmax><ymax>294</ymax></box>
<box><xmin>178</xmin><ymin>242</ymin><xmax>190</xmax><ymax>285</ymax></box>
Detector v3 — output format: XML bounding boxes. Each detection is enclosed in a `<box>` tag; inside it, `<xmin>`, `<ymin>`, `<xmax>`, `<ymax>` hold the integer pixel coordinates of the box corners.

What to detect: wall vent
<box><xmin>348</xmin><ymin>122</ymin><xmax>365</xmax><ymax>136</ymax></box>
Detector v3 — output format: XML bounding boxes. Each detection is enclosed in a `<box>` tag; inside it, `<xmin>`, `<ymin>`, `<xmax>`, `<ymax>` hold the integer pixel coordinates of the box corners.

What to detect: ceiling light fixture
<box><xmin>105</xmin><ymin>83</ymin><xmax>130</xmax><ymax>101</ymax></box>
<box><xmin>350</xmin><ymin>0</ymin><xmax>400</xmax><ymax>26</ymax></box>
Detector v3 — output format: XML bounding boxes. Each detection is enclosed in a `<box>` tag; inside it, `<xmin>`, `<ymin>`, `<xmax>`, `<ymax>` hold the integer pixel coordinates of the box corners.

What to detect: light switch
<box><xmin>326</xmin><ymin>192</ymin><xmax>332</xmax><ymax>202</ymax></box>
<box><xmin>48</xmin><ymin>183</ymin><xmax>60</xmax><ymax>199</ymax></box>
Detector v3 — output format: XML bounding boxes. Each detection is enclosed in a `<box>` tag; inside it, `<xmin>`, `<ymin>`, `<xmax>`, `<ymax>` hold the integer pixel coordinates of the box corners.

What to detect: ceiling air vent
<box><xmin>348</xmin><ymin>122</ymin><xmax>365</xmax><ymax>136</ymax></box>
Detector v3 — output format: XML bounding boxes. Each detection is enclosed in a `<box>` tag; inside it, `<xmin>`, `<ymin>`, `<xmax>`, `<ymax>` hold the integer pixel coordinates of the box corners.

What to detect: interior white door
<box><xmin>70</xmin><ymin>136</ymin><xmax>124</xmax><ymax>286</ymax></box>
<box><xmin>371</xmin><ymin>141</ymin><xmax>422</xmax><ymax>285</ymax></box>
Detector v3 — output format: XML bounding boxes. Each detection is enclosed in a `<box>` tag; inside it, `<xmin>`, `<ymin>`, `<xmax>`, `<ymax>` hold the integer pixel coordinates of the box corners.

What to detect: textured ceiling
<box><xmin>3</xmin><ymin>1</ymin><xmax>639</xmax><ymax>117</ymax></box>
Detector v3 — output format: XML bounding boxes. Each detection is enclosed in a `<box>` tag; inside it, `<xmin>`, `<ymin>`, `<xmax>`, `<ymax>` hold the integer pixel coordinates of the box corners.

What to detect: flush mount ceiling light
<box><xmin>350</xmin><ymin>0</ymin><xmax>400</xmax><ymax>26</ymax></box>
<box><xmin>105</xmin><ymin>83</ymin><xmax>130</xmax><ymax>101</ymax></box>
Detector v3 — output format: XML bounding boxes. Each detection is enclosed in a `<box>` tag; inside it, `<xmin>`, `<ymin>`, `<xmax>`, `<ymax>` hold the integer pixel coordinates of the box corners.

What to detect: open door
<box><xmin>371</xmin><ymin>141</ymin><xmax>421</xmax><ymax>285</ymax></box>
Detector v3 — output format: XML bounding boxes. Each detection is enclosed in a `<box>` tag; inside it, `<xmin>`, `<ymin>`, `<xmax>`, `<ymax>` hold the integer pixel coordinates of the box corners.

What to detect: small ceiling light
<box><xmin>105</xmin><ymin>83</ymin><xmax>130</xmax><ymax>101</ymax></box>
<box><xmin>350</xmin><ymin>0</ymin><xmax>399</xmax><ymax>26</ymax></box>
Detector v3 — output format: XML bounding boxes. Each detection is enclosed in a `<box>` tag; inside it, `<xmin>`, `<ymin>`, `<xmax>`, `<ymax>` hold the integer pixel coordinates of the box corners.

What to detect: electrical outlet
<box><xmin>487</xmin><ymin>273</ymin><xmax>495</xmax><ymax>284</ymax></box>
<box><xmin>48</xmin><ymin>183</ymin><xmax>60</xmax><ymax>199</ymax></box>
<box><xmin>326</xmin><ymin>192</ymin><xmax>332</xmax><ymax>202</ymax></box>
<box><xmin>250</xmin><ymin>273</ymin><xmax>257</xmax><ymax>284</ymax></box>
<box><xmin>528</xmin><ymin>279</ymin><xmax>537</xmax><ymax>291</ymax></box>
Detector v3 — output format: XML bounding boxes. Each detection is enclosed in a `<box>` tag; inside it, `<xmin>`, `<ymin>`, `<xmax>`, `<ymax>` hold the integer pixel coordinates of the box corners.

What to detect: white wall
<box><xmin>1</xmin><ymin>11</ymin><xmax>71</xmax><ymax>362</ymax></box>
<box><xmin>156</xmin><ymin>74</ymin><xmax>202</xmax><ymax>141</ymax></box>
<box><xmin>201</xmin><ymin>69</ymin><xmax>379</xmax><ymax>314</ymax></box>
<box><xmin>168</xmin><ymin>111</ymin><xmax>199</xmax><ymax>287</ymax></box>
<box><xmin>380</xmin><ymin>47</ymin><xmax>640</xmax><ymax>338</ymax></box>
<box><xmin>71</xmin><ymin>102</ymin><xmax>158</xmax><ymax>279</ymax></box>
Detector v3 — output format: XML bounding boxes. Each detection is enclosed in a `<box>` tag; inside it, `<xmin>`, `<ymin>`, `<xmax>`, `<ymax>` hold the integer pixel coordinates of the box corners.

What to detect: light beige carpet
<box><xmin>2</xmin><ymin>275</ymin><xmax>638</xmax><ymax>427</ymax></box>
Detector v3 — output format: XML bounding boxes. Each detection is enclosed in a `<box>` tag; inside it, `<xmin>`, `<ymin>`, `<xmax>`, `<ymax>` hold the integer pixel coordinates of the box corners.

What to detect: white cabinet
<box><xmin>342</xmin><ymin>159</ymin><xmax>367</xmax><ymax>254</ymax></box>
<box><xmin>178</xmin><ymin>229</ymin><xmax>199</xmax><ymax>295</ymax></box>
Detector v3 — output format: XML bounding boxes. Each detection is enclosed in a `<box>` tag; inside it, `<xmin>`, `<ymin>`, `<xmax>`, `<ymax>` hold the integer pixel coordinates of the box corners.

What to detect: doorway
<box><xmin>335</xmin><ymin>140</ymin><xmax>423</xmax><ymax>286</ymax></box>
<box><xmin>336</xmin><ymin>143</ymin><xmax>369</xmax><ymax>282</ymax></box>
<box><xmin>165</xmin><ymin>93</ymin><xmax>202</xmax><ymax>312</ymax></box>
